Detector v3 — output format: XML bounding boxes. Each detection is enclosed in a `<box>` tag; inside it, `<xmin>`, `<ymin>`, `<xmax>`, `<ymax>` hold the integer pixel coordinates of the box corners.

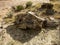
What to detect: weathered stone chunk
<box><xmin>14</xmin><ymin>13</ymin><xmax>41</xmax><ymax>30</ymax></box>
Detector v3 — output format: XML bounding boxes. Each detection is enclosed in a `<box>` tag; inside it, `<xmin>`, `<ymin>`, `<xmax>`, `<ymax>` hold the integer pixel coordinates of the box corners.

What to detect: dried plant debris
<box><xmin>38</xmin><ymin>3</ymin><xmax>53</xmax><ymax>11</ymax></box>
<box><xmin>41</xmin><ymin>3</ymin><xmax>53</xmax><ymax>9</ymax></box>
<box><xmin>12</xmin><ymin>5</ymin><xmax>24</xmax><ymax>12</ymax></box>
<box><xmin>38</xmin><ymin>3</ymin><xmax>58</xmax><ymax>15</ymax></box>
<box><xmin>26</xmin><ymin>1</ymin><xmax>33</xmax><ymax>8</ymax></box>
<box><xmin>42</xmin><ymin>20</ymin><xmax>59</xmax><ymax>29</ymax></box>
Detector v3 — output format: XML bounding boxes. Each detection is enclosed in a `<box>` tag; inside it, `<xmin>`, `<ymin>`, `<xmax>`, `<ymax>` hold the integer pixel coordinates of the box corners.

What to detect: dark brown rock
<box><xmin>42</xmin><ymin>20</ymin><xmax>58</xmax><ymax>29</ymax></box>
<box><xmin>45</xmin><ymin>9</ymin><xmax>55</xmax><ymax>15</ymax></box>
<box><xmin>14</xmin><ymin>13</ymin><xmax>41</xmax><ymax>30</ymax></box>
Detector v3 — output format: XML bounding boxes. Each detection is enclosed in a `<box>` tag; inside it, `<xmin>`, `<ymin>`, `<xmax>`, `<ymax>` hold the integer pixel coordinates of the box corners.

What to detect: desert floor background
<box><xmin>0</xmin><ymin>0</ymin><xmax>60</xmax><ymax>45</ymax></box>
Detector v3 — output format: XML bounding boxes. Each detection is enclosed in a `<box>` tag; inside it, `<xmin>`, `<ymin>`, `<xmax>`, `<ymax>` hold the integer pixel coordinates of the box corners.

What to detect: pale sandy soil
<box><xmin>0</xmin><ymin>0</ymin><xmax>60</xmax><ymax>45</ymax></box>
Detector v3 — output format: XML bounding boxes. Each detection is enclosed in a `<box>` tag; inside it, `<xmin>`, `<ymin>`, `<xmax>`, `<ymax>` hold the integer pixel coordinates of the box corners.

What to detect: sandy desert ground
<box><xmin>0</xmin><ymin>0</ymin><xmax>60</xmax><ymax>45</ymax></box>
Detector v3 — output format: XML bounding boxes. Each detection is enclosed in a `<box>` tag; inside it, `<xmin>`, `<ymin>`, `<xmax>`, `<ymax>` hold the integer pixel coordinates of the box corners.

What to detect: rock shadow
<box><xmin>6</xmin><ymin>25</ymin><xmax>41</xmax><ymax>43</ymax></box>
